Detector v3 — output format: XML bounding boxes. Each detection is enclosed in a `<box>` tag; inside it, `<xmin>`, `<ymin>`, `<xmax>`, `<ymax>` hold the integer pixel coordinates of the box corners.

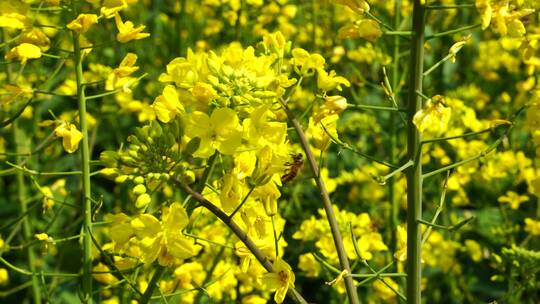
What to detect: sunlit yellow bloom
<box><xmin>233</xmin><ymin>151</ymin><xmax>257</xmax><ymax>180</ymax></box>
<box><xmin>219</xmin><ymin>173</ymin><xmax>245</xmax><ymax>213</ymax></box>
<box><xmin>262</xmin><ymin>258</ymin><xmax>295</xmax><ymax>304</ymax></box>
<box><xmin>262</xmin><ymin>31</ymin><xmax>287</xmax><ymax>57</ymax></box>
<box><xmin>464</xmin><ymin>240</ymin><xmax>482</xmax><ymax>262</ymax></box>
<box><xmin>317</xmin><ymin>68</ymin><xmax>351</xmax><ymax>92</ymax></box>
<box><xmin>54</xmin><ymin>122</ymin><xmax>84</xmax><ymax>153</ymax></box>
<box><xmin>354</xmin><ymin>232</ymin><xmax>388</xmax><ymax>260</ymax></box>
<box><xmin>394</xmin><ymin>225</ymin><xmax>407</xmax><ymax>261</ymax></box>
<box><xmin>313</xmin><ymin>95</ymin><xmax>348</xmax><ymax>123</ymax></box>
<box><xmin>298</xmin><ymin>253</ymin><xmax>320</xmax><ymax>277</ymax></box>
<box><xmin>107</xmin><ymin>213</ymin><xmax>134</xmax><ymax>250</ymax></box>
<box><xmin>35</xmin><ymin>233</ymin><xmax>54</xmax><ymax>242</ymax></box>
<box><xmin>130</xmin><ymin>202</ymin><xmax>198</xmax><ymax>265</ymax></box>
<box><xmin>335</xmin><ymin>0</ymin><xmax>370</xmax><ymax>14</ymax></box>
<box><xmin>106</xmin><ymin>53</ymin><xmax>139</xmax><ymax>91</ymax></box>
<box><xmin>40</xmin><ymin>186</ymin><xmax>55</xmax><ymax>211</ymax></box>
<box><xmin>114</xmin><ymin>13</ymin><xmax>150</xmax><ymax>43</ymax></box>
<box><xmin>413</xmin><ymin>95</ymin><xmax>451</xmax><ymax>135</ymax></box>
<box><xmin>498</xmin><ymin>191</ymin><xmax>528</xmax><ymax>210</ymax></box>
<box><xmin>173</xmin><ymin>262</ymin><xmax>205</xmax><ymax>289</ymax></box>
<box><xmin>476</xmin><ymin>0</ymin><xmax>492</xmax><ymax>30</ymax></box>
<box><xmin>242</xmin><ymin>295</ymin><xmax>267</xmax><ymax>304</ymax></box>
<box><xmin>524</xmin><ymin>218</ymin><xmax>540</xmax><ymax>236</ymax></box>
<box><xmin>93</xmin><ymin>263</ymin><xmax>118</xmax><ymax>285</ymax></box>
<box><xmin>338</xmin><ymin>19</ymin><xmax>382</xmax><ymax>42</ymax></box>
<box><xmin>0</xmin><ymin>1</ymin><xmax>29</xmax><ymax>29</ymax></box>
<box><xmin>448</xmin><ymin>35</ymin><xmax>470</xmax><ymax>63</ymax></box>
<box><xmin>17</xmin><ymin>28</ymin><xmax>50</xmax><ymax>51</ymax></box>
<box><xmin>151</xmin><ymin>85</ymin><xmax>184</xmax><ymax>123</ymax></box>
<box><xmin>0</xmin><ymin>268</ymin><xmax>8</xmax><ymax>285</ymax></box>
<box><xmin>184</xmin><ymin>108</ymin><xmax>242</xmax><ymax>157</ymax></box>
<box><xmin>373</xmin><ymin>278</ymin><xmax>399</xmax><ymax>301</ymax></box>
<box><xmin>100</xmin><ymin>0</ymin><xmax>137</xmax><ymax>18</ymax></box>
<box><xmin>191</xmin><ymin>82</ymin><xmax>218</xmax><ymax>105</ymax></box>
<box><xmin>254</xmin><ymin>181</ymin><xmax>281</xmax><ymax>216</ymax></box>
<box><xmin>5</xmin><ymin>43</ymin><xmax>42</xmax><ymax>64</ymax></box>
<box><xmin>307</xmin><ymin>114</ymin><xmax>339</xmax><ymax>150</ymax></box>
<box><xmin>291</xmin><ymin>48</ymin><xmax>325</xmax><ymax>76</ymax></box>
<box><xmin>67</xmin><ymin>14</ymin><xmax>99</xmax><ymax>33</ymax></box>
<box><xmin>235</xmin><ymin>239</ymin><xmax>273</xmax><ymax>272</ymax></box>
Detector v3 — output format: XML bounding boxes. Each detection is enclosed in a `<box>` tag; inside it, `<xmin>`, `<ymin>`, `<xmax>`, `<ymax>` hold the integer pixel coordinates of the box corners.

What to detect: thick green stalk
<box><xmin>72</xmin><ymin>31</ymin><xmax>93</xmax><ymax>303</ymax></box>
<box><xmin>14</xmin><ymin>121</ymin><xmax>42</xmax><ymax>304</ymax></box>
<box><xmin>389</xmin><ymin>0</ymin><xmax>401</xmax><ymax>258</ymax></box>
<box><xmin>3</xmin><ymin>28</ymin><xmax>42</xmax><ymax>304</ymax></box>
<box><xmin>405</xmin><ymin>2</ymin><xmax>425</xmax><ymax>304</ymax></box>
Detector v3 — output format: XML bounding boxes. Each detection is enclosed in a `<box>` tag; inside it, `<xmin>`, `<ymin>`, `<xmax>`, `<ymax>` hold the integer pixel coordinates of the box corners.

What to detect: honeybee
<box><xmin>281</xmin><ymin>153</ymin><xmax>303</xmax><ymax>183</ymax></box>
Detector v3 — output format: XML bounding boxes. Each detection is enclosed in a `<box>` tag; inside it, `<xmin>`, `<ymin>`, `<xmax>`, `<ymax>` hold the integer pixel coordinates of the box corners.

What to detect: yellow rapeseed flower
<box><xmin>498</xmin><ymin>191</ymin><xmax>528</xmax><ymax>210</ymax></box>
<box><xmin>114</xmin><ymin>13</ymin><xmax>150</xmax><ymax>43</ymax></box>
<box><xmin>0</xmin><ymin>268</ymin><xmax>8</xmax><ymax>285</ymax></box>
<box><xmin>54</xmin><ymin>122</ymin><xmax>84</xmax><ymax>153</ymax></box>
<box><xmin>67</xmin><ymin>14</ymin><xmax>99</xmax><ymax>33</ymax></box>
<box><xmin>262</xmin><ymin>258</ymin><xmax>295</xmax><ymax>304</ymax></box>
<box><xmin>130</xmin><ymin>202</ymin><xmax>199</xmax><ymax>266</ymax></box>
<box><xmin>5</xmin><ymin>43</ymin><xmax>42</xmax><ymax>64</ymax></box>
<box><xmin>151</xmin><ymin>85</ymin><xmax>184</xmax><ymax>123</ymax></box>
<box><xmin>413</xmin><ymin>95</ymin><xmax>451</xmax><ymax>135</ymax></box>
<box><xmin>524</xmin><ymin>218</ymin><xmax>540</xmax><ymax>236</ymax></box>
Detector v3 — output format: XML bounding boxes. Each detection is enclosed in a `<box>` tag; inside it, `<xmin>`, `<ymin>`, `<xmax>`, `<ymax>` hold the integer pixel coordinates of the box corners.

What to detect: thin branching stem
<box><xmin>176</xmin><ymin>180</ymin><xmax>309</xmax><ymax>304</ymax></box>
<box><xmin>279</xmin><ymin>99</ymin><xmax>360</xmax><ymax>304</ymax></box>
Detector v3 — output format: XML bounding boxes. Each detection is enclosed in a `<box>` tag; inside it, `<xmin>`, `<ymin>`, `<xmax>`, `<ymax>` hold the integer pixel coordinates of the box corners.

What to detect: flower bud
<box><xmin>135</xmin><ymin>193</ymin><xmax>151</xmax><ymax>209</ymax></box>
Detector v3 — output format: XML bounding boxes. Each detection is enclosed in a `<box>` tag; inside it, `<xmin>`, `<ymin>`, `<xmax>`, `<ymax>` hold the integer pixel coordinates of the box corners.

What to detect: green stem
<box><xmin>347</xmin><ymin>104</ymin><xmax>405</xmax><ymax>112</ymax></box>
<box><xmin>14</xmin><ymin>102</ymin><xmax>42</xmax><ymax>304</ymax></box>
<box><xmin>72</xmin><ymin>29</ymin><xmax>93</xmax><ymax>303</ymax></box>
<box><xmin>280</xmin><ymin>100</ymin><xmax>360</xmax><ymax>304</ymax></box>
<box><xmin>349</xmin><ymin>272</ymin><xmax>407</xmax><ymax>278</ymax></box>
<box><xmin>405</xmin><ymin>2</ymin><xmax>425</xmax><ymax>303</ymax></box>
<box><xmin>389</xmin><ymin>0</ymin><xmax>401</xmax><ymax>259</ymax></box>
<box><xmin>423</xmin><ymin>53</ymin><xmax>453</xmax><ymax>77</ymax></box>
<box><xmin>320</xmin><ymin>123</ymin><xmax>398</xmax><ymax>169</ymax></box>
<box><xmin>375</xmin><ymin>160</ymin><xmax>414</xmax><ymax>185</ymax></box>
<box><xmin>0</xmin><ymin>256</ymin><xmax>79</xmax><ymax>277</ymax></box>
<box><xmin>384</xmin><ymin>31</ymin><xmax>413</xmax><ymax>36</ymax></box>
<box><xmin>425</xmin><ymin>23</ymin><xmax>480</xmax><ymax>40</ymax></box>
<box><xmin>186</xmin><ymin>151</ymin><xmax>218</xmax><ymax>216</ymax></box>
<box><xmin>229</xmin><ymin>185</ymin><xmax>255</xmax><ymax>219</ymax></box>
<box><xmin>421</xmin><ymin>175</ymin><xmax>448</xmax><ymax>245</ymax></box>
<box><xmin>271</xmin><ymin>216</ymin><xmax>279</xmax><ymax>257</ymax></box>
<box><xmin>0</xmin><ymin>98</ymin><xmax>33</xmax><ymax>128</ymax></box>
<box><xmin>422</xmin><ymin>135</ymin><xmax>504</xmax><ymax>179</ymax></box>
<box><xmin>421</xmin><ymin>128</ymin><xmax>492</xmax><ymax>144</ymax></box>
<box><xmin>365</xmin><ymin>11</ymin><xmax>394</xmax><ymax>31</ymax></box>
<box><xmin>418</xmin><ymin>217</ymin><xmax>474</xmax><ymax>232</ymax></box>
<box><xmin>3</xmin><ymin>27</ymin><xmax>42</xmax><ymax>303</ymax></box>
